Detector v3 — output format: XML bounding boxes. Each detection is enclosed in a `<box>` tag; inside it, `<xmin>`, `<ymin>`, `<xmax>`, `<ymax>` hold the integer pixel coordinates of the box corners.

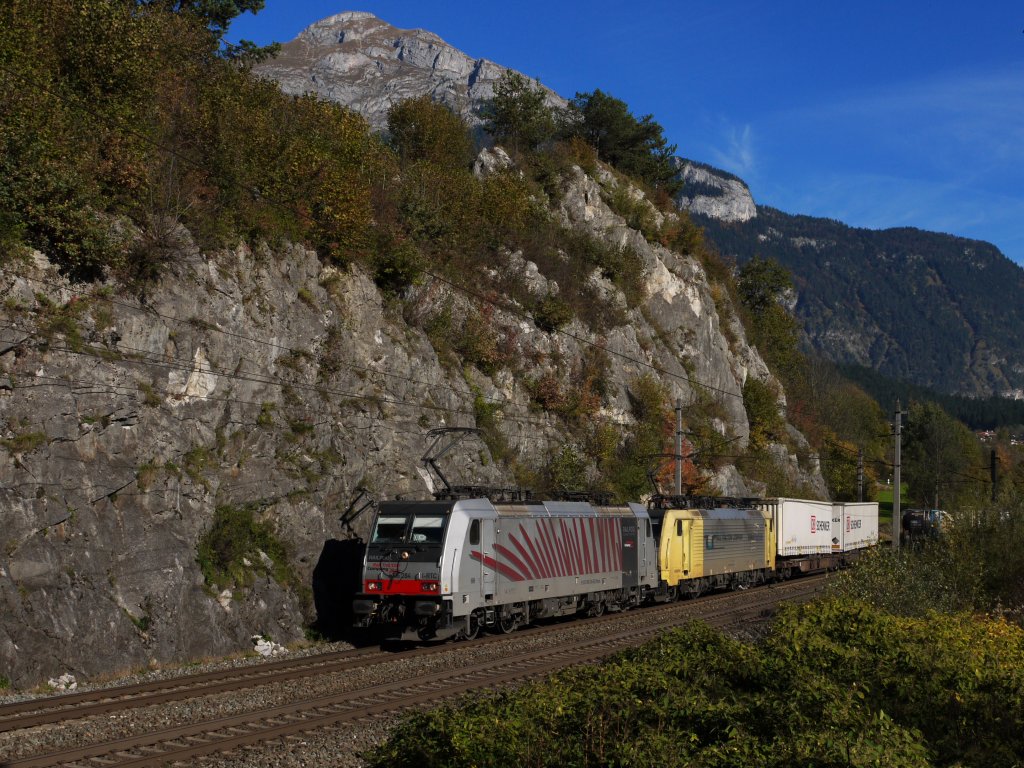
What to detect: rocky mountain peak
<box><xmin>257</xmin><ymin>12</ymin><xmax>562</xmax><ymax>132</ymax></box>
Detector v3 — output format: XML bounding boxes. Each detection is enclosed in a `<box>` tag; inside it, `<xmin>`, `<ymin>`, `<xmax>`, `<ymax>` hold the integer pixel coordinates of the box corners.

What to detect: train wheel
<box><xmin>458</xmin><ymin>612</ymin><xmax>481</xmax><ymax>641</ymax></box>
<box><xmin>666</xmin><ymin>585</ymin><xmax>679</xmax><ymax>602</ymax></box>
<box><xmin>589</xmin><ymin>600</ymin><xmax>605</xmax><ymax>617</ymax></box>
<box><xmin>497</xmin><ymin>612</ymin><xmax>517</xmax><ymax>634</ymax></box>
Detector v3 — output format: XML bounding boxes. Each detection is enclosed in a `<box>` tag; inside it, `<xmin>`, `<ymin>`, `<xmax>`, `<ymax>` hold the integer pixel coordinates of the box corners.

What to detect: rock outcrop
<box><xmin>672</xmin><ymin>159</ymin><xmax>757</xmax><ymax>223</ymax></box>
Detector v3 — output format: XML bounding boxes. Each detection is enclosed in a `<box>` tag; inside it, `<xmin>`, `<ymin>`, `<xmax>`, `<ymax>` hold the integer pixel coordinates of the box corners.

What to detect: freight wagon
<box><xmin>754</xmin><ymin>497</ymin><xmax>879</xmax><ymax>575</ymax></box>
<box><xmin>834</xmin><ymin>501</ymin><xmax>880</xmax><ymax>552</ymax></box>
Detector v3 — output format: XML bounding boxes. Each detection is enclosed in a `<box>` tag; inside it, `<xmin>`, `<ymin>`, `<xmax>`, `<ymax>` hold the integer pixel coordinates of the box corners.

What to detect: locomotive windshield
<box><xmin>369</xmin><ymin>512</ymin><xmax>448</xmax><ymax>545</ymax></box>
<box><xmin>410</xmin><ymin>515</ymin><xmax>445</xmax><ymax>544</ymax></box>
<box><xmin>371</xmin><ymin>515</ymin><xmax>409</xmax><ymax>543</ymax></box>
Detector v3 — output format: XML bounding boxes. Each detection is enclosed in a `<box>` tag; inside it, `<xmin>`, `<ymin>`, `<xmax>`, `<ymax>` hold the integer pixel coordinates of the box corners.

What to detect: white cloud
<box><xmin>709</xmin><ymin>122</ymin><xmax>756</xmax><ymax>177</ymax></box>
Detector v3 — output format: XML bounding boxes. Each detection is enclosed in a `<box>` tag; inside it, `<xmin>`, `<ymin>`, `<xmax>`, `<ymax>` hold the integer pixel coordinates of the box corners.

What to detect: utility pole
<box><xmin>991</xmin><ymin>448</ymin><xmax>997</xmax><ymax>502</ymax></box>
<box><xmin>857</xmin><ymin>449</ymin><xmax>864</xmax><ymax>503</ymax></box>
<box><xmin>675</xmin><ymin>399</ymin><xmax>683</xmax><ymax>495</ymax></box>
<box><xmin>893</xmin><ymin>400</ymin><xmax>902</xmax><ymax>551</ymax></box>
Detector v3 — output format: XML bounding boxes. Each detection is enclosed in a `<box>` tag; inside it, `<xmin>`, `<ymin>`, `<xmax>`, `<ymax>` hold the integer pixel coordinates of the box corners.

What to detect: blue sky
<box><xmin>229</xmin><ymin>1</ymin><xmax>1024</xmax><ymax>265</ymax></box>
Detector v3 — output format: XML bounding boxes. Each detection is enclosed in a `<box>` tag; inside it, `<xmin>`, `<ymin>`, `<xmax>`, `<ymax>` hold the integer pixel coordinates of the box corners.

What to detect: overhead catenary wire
<box><xmin>2</xmin><ymin>321</ymin><xmax>631</xmax><ymax>451</ymax></box>
<box><xmin>0</xmin><ymin>268</ymin><xmax>508</xmax><ymax>408</ymax></box>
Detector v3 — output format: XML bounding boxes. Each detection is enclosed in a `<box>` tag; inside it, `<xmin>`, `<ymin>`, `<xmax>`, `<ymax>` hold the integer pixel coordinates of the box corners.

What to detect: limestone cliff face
<box><xmin>671</xmin><ymin>159</ymin><xmax>757</xmax><ymax>223</ymax></box>
<box><xmin>258</xmin><ymin>11</ymin><xmax>1024</xmax><ymax>401</ymax></box>
<box><xmin>255</xmin><ymin>11</ymin><xmax>565</xmax><ymax>133</ymax></box>
<box><xmin>0</xmin><ymin>153</ymin><xmax>824</xmax><ymax>687</ymax></box>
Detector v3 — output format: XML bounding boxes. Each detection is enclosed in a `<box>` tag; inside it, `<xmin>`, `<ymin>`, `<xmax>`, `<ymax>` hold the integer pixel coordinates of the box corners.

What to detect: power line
<box><xmin>0</xmin><ymin>267</ymin><xmax>503</xmax><ymax>407</ymax></box>
<box><xmin>0</xmin><ymin>320</ymin><xmax>504</xmax><ymax>423</ymax></box>
<box><xmin>1</xmin><ymin>320</ymin><xmax>606</xmax><ymax>441</ymax></box>
<box><xmin>423</xmin><ymin>270</ymin><xmax>746</xmax><ymax>402</ymax></box>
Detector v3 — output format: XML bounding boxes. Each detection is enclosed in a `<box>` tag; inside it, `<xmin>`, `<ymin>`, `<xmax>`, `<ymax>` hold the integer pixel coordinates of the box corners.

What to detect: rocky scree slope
<box><xmin>0</xmin><ymin>153</ymin><xmax>823</xmax><ymax>689</ymax></box>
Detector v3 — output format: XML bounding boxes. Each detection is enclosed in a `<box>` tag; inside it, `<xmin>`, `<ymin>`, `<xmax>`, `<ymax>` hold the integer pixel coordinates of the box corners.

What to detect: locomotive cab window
<box><xmin>469</xmin><ymin>519</ymin><xmax>480</xmax><ymax>545</ymax></box>
<box><xmin>371</xmin><ymin>515</ymin><xmax>409</xmax><ymax>543</ymax></box>
<box><xmin>676</xmin><ymin>520</ymin><xmax>683</xmax><ymax>536</ymax></box>
<box><xmin>410</xmin><ymin>515</ymin><xmax>446</xmax><ymax>544</ymax></box>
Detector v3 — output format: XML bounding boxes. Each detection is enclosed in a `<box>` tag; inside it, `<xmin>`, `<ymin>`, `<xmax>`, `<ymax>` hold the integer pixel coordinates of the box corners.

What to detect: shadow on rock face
<box><xmin>310</xmin><ymin>537</ymin><xmax>369</xmax><ymax>644</ymax></box>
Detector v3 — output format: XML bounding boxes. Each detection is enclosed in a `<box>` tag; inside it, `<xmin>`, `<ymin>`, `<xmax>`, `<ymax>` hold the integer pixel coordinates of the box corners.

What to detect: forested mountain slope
<box><xmin>700</xmin><ymin>208</ymin><xmax>1024</xmax><ymax>396</ymax></box>
<box><xmin>0</xmin><ymin>1</ymin><xmax>829</xmax><ymax>687</ymax></box>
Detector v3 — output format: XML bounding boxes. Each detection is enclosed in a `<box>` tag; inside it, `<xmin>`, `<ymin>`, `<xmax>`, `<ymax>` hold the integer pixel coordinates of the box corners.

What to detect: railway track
<box><xmin>0</xmin><ymin>575</ymin><xmax>825</xmax><ymax>768</ymax></box>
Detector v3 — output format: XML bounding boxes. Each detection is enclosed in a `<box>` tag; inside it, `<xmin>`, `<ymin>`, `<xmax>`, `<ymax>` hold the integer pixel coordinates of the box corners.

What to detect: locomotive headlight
<box><xmin>400</xmin><ymin>550</ymin><xmax>410</xmax><ymax>560</ymax></box>
<box><xmin>367</xmin><ymin>581</ymin><xmax>381</xmax><ymax>591</ymax></box>
<box><xmin>421</xmin><ymin>581</ymin><xmax>440</xmax><ymax>592</ymax></box>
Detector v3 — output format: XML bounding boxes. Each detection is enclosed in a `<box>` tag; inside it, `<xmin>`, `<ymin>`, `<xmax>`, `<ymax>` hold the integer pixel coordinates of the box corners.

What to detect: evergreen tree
<box><xmin>137</xmin><ymin>0</ymin><xmax>264</xmax><ymax>36</ymax></box>
<box><xmin>737</xmin><ymin>256</ymin><xmax>801</xmax><ymax>382</ymax></box>
<box><xmin>903</xmin><ymin>401</ymin><xmax>986</xmax><ymax>509</ymax></box>
<box><xmin>484</xmin><ymin>71</ymin><xmax>558</xmax><ymax>153</ymax></box>
<box><xmin>566</xmin><ymin>90</ymin><xmax>681</xmax><ymax>194</ymax></box>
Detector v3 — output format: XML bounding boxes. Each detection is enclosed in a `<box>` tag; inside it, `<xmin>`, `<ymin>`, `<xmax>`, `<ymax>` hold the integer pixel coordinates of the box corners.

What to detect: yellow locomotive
<box><xmin>653</xmin><ymin>502</ymin><xmax>775</xmax><ymax>598</ymax></box>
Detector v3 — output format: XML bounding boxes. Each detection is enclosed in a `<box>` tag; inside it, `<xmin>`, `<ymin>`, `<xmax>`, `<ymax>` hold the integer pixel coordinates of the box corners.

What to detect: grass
<box><xmin>876</xmin><ymin>483</ymin><xmax>910</xmax><ymax>539</ymax></box>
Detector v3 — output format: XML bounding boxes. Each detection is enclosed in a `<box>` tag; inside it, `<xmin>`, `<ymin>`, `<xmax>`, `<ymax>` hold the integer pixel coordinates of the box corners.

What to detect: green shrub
<box><xmin>387</xmin><ymin>96</ymin><xmax>474</xmax><ymax>169</ymax></box>
<box><xmin>546</xmin><ymin>443</ymin><xmax>588</xmax><ymax>492</ymax></box>
<box><xmin>373</xmin><ymin>236</ymin><xmax>425</xmax><ymax>297</ymax></box>
<box><xmin>473</xmin><ymin>392</ymin><xmax>509</xmax><ymax>464</ymax></box>
<box><xmin>195</xmin><ymin>502</ymin><xmax>298</xmax><ymax>590</ymax></box>
<box><xmin>532</xmin><ymin>294</ymin><xmax>573</xmax><ymax>332</ymax></box>
<box><xmin>0</xmin><ymin>0</ymin><xmax>386</xmax><ymax>281</ymax></box>
<box><xmin>742</xmin><ymin>376</ymin><xmax>783</xmax><ymax>449</ymax></box>
<box><xmin>370</xmin><ymin>599</ymin><xmax>1024</xmax><ymax>768</ymax></box>
<box><xmin>1</xmin><ymin>431</ymin><xmax>47</xmax><ymax>455</ymax></box>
